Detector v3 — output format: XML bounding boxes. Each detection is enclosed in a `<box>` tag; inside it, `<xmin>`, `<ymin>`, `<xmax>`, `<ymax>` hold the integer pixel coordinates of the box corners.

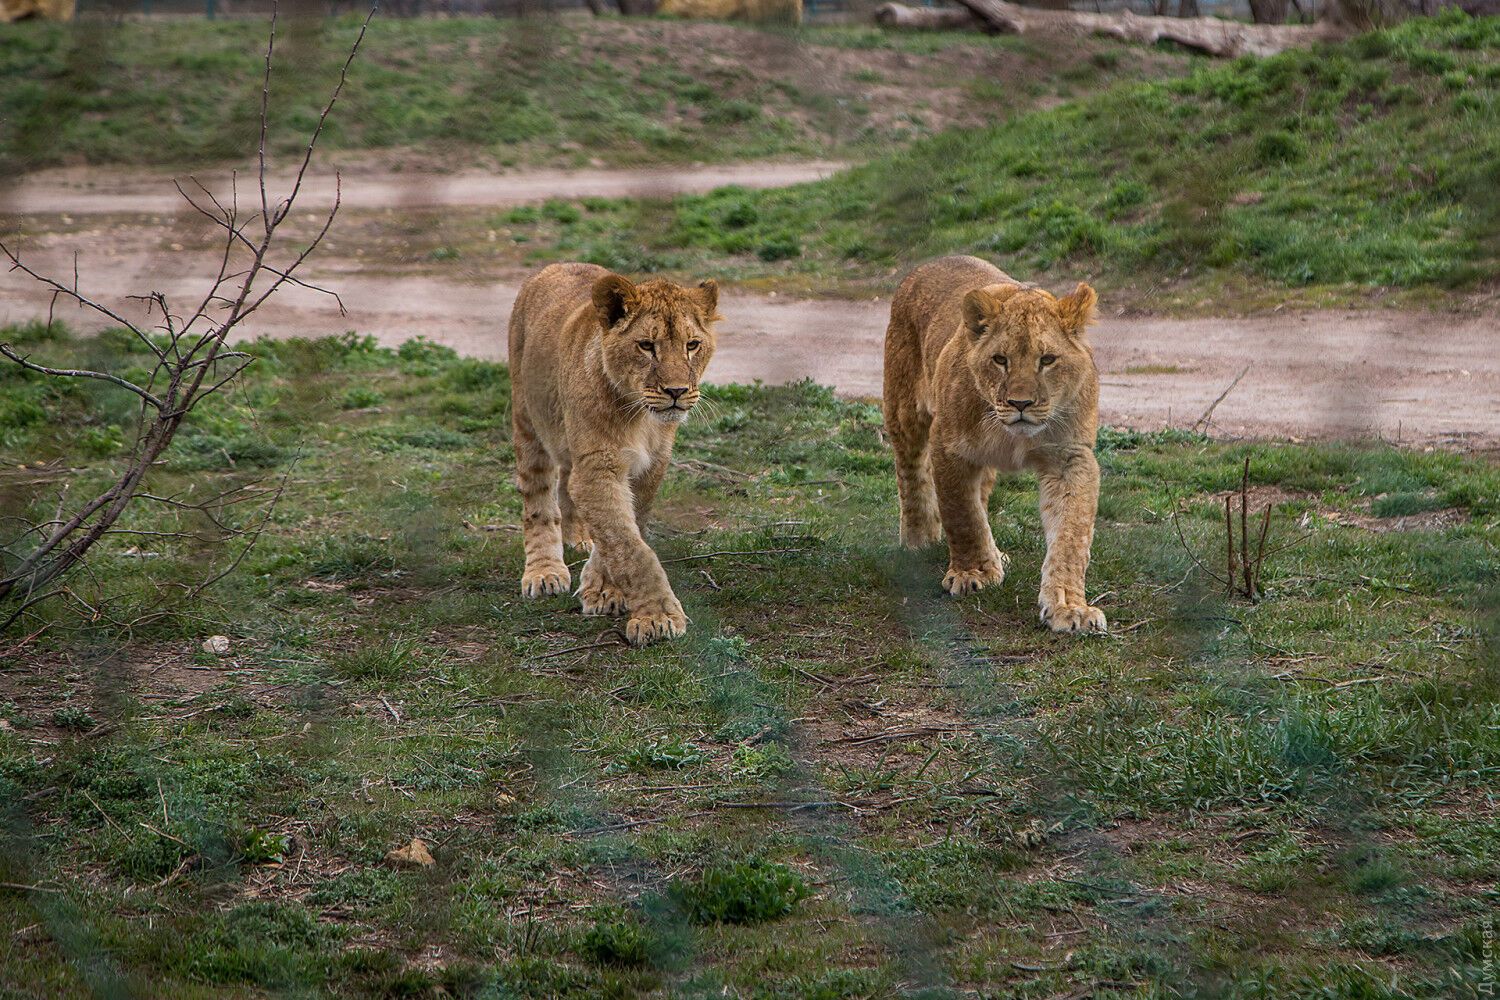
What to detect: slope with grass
<box><xmin>507</xmin><ymin>12</ymin><xmax>1500</xmax><ymax>304</ymax></box>
<box><xmin>1</xmin><ymin>325</ymin><xmax>1497</xmax><ymax>997</ymax></box>
<box><xmin>0</xmin><ymin>15</ymin><xmax>1188</xmax><ymax>174</ymax></box>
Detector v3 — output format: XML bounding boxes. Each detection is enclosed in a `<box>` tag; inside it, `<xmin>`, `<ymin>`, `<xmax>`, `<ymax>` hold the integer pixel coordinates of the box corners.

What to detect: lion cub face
<box><xmin>960</xmin><ymin>282</ymin><xmax>1097</xmax><ymax>437</ymax></box>
<box><xmin>592</xmin><ymin>274</ymin><xmax>721</xmax><ymax>424</ymax></box>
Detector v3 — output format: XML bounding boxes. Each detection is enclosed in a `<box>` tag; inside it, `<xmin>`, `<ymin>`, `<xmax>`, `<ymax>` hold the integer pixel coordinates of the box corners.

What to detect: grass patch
<box><xmin>672</xmin><ymin>860</ymin><xmax>810</xmax><ymax>926</ymax></box>
<box><xmin>0</xmin><ymin>16</ymin><xmax>1185</xmax><ymax>173</ymax></box>
<box><xmin>509</xmin><ymin>13</ymin><xmax>1500</xmax><ymax>297</ymax></box>
<box><xmin>0</xmin><ymin>325</ymin><xmax>1496</xmax><ymax>995</ymax></box>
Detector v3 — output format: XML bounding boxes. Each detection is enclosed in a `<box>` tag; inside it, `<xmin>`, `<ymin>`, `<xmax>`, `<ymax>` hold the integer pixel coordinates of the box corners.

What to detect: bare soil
<box><xmin>3</xmin><ymin>163</ymin><xmax>1497</xmax><ymax>451</ymax></box>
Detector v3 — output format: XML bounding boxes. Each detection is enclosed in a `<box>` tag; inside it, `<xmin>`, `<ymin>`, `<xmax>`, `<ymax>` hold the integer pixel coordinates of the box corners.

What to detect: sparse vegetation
<box><xmin>2</xmin><ymin>325</ymin><xmax>1496</xmax><ymax>995</ymax></box>
<box><xmin>0</xmin><ymin>16</ymin><xmax>1183</xmax><ymax>173</ymax></box>
<box><xmin>508</xmin><ymin>12</ymin><xmax>1500</xmax><ymax>298</ymax></box>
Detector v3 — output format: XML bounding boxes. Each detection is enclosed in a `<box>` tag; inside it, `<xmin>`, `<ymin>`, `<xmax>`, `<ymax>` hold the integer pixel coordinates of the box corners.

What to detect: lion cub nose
<box><xmin>663</xmin><ymin>386</ymin><xmax>690</xmax><ymax>401</ymax></box>
<box><xmin>1006</xmin><ymin>398</ymin><xmax>1035</xmax><ymax>412</ymax></box>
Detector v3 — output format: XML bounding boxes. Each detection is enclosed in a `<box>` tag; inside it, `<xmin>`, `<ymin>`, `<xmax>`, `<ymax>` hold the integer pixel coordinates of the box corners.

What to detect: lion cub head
<box><xmin>592</xmin><ymin>273</ymin><xmax>721</xmax><ymax>424</ymax></box>
<box><xmin>959</xmin><ymin>282</ymin><xmax>1097</xmax><ymax>437</ymax></box>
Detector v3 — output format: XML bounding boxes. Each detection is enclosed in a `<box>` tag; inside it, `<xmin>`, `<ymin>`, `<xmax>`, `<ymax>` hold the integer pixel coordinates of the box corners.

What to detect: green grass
<box><xmin>502</xmin><ymin>12</ymin><xmax>1500</xmax><ymax>300</ymax></box>
<box><xmin>0</xmin><ymin>15</ymin><xmax>1182</xmax><ymax>173</ymax></box>
<box><xmin>1</xmin><ymin>324</ymin><xmax>1497</xmax><ymax>996</ymax></box>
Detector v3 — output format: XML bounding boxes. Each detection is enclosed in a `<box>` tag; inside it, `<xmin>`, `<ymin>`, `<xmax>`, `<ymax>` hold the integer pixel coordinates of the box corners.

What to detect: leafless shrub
<box><xmin>0</xmin><ymin>2</ymin><xmax>375</xmax><ymax>631</ymax></box>
<box><xmin>1171</xmin><ymin>457</ymin><xmax>1310</xmax><ymax>604</ymax></box>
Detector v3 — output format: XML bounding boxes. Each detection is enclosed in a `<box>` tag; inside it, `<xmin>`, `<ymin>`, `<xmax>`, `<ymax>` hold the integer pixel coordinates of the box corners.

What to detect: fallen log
<box><xmin>873</xmin><ymin>2</ymin><xmax>987</xmax><ymax>29</ymax></box>
<box><xmin>876</xmin><ymin>0</ymin><xmax>1346</xmax><ymax>58</ymax></box>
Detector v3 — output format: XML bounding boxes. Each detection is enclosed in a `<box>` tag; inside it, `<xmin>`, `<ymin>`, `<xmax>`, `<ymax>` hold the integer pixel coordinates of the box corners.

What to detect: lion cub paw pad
<box><xmin>579</xmin><ymin>583</ymin><xmax>627</xmax><ymax>617</ymax></box>
<box><xmin>1042</xmin><ymin>604</ymin><xmax>1108</xmax><ymax>634</ymax></box>
<box><xmin>520</xmin><ymin>566</ymin><xmax>571</xmax><ymax>598</ymax></box>
<box><xmin>625</xmin><ymin>608</ymin><xmax>687</xmax><ymax>646</ymax></box>
<box><xmin>942</xmin><ymin>564</ymin><xmax>1005</xmax><ymax>596</ymax></box>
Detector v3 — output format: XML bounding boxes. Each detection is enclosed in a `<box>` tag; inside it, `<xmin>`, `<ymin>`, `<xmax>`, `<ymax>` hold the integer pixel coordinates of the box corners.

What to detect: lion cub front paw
<box><xmin>942</xmin><ymin>560</ymin><xmax>1006</xmax><ymax>596</ymax></box>
<box><xmin>579</xmin><ymin>579</ymin><xmax>627</xmax><ymax>617</ymax></box>
<box><xmin>625</xmin><ymin>598</ymin><xmax>687</xmax><ymax>646</ymax></box>
<box><xmin>520</xmin><ymin>562</ymin><xmax>571</xmax><ymax>598</ymax></box>
<box><xmin>1041</xmin><ymin>603</ymin><xmax>1108</xmax><ymax>634</ymax></box>
<box><xmin>565</xmin><ymin>526</ymin><xmax>593</xmax><ymax>552</ymax></box>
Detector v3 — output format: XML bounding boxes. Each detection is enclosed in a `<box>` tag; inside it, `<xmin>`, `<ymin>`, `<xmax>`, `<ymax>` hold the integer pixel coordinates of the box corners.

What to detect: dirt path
<box><xmin>1</xmin><ymin>160</ymin><xmax>847</xmax><ymax>216</ymax></box>
<box><xmin>3</xmin><ymin>163</ymin><xmax>1496</xmax><ymax>449</ymax></box>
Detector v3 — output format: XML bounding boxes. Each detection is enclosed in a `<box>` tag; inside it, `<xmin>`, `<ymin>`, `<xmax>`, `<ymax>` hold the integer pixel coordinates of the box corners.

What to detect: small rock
<box><xmin>387</xmin><ymin>838</ymin><xmax>435</xmax><ymax>868</ymax></box>
<box><xmin>202</xmin><ymin>635</ymin><xmax>231</xmax><ymax>656</ymax></box>
<box><xmin>0</xmin><ymin>719</ymin><xmax>13</xmax><ymax>732</ymax></box>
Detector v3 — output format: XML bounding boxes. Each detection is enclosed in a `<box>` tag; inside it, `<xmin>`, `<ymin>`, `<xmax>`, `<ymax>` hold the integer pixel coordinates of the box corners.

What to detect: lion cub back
<box><xmin>509</xmin><ymin>262</ymin><xmax>610</xmax><ymax>397</ymax></box>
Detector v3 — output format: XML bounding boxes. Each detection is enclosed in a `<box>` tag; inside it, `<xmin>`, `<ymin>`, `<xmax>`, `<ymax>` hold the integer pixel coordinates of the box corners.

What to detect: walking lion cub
<box><xmin>883</xmin><ymin>255</ymin><xmax>1107</xmax><ymax>633</ymax></box>
<box><xmin>509</xmin><ymin>262</ymin><xmax>720</xmax><ymax>645</ymax></box>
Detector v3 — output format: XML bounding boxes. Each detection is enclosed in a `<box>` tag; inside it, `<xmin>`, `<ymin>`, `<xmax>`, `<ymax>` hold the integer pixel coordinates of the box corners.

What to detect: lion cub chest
<box><xmin>614</xmin><ymin>421</ymin><xmax>674</xmax><ymax>481</ymax></box>
<box><xmin>949</xmin><ymin>423</ymin><xmax>1028</xmax><ymax>472</ymax></box>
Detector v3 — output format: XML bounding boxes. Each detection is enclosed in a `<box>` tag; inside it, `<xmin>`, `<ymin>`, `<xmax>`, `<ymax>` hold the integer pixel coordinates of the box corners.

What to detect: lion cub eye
<box><xmin>992</xmin><ymin>354</ymin><xmax>1008</xmax><ymax>367</ymax></box>
<box><xmin>637</xmin><ymin>340</ymin><xmax>656</xmax><ymax>355</ymax></box>
<box><xmin>686</xmin><ymin>340</ymin><xmax>702</xmax><ymax>352</ymax></box>
<box><xmin>1040</xmin><ymin>354</ymin><xmax>1058</xmax><ymax>367</ymax></box>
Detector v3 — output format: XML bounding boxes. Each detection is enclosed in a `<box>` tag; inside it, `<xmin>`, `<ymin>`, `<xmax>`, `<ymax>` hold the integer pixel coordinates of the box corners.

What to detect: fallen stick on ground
<box><xmin>1193</xmin><ymin>364</ymin><xmax>1252</xmax><ymax>432</ymax></box>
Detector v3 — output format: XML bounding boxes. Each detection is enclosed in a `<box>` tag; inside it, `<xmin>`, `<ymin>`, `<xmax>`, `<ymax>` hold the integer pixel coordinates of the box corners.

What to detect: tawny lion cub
<box><xmin>508</xmin><ymin>262</ymin><xmax>720</xmax><ymax>645</ymax></box>
<box><xmin>883</xmin><ymin>255</ymin><xmax>1107</xmax><ymax>633</ymax></box>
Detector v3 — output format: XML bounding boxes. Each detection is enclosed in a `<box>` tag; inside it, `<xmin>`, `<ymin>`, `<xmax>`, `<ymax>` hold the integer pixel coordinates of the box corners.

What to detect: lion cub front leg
<box><xmin>1036</xmin><ymin>449</ymin><xmax>1106</xmax><ymax>633</ymax></box>
<box><xmin>571</xmin><ymin>458</ymin><xmax>685</xmax><ymax>645</ymax></box>
<box><xmin>932</xmin><ymin>447</ymin><xmax>1008</xmax><ymax>596</ymax></box>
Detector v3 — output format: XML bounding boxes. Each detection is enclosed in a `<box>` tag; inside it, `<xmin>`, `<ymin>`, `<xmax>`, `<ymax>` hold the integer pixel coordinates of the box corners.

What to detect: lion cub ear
<box><xmin>592</xmin><ymin>274</ymin><xmax>636</xmax><ymax>332</ymax></box>
<box><xmin>1056</xmin><ymin>282</ymin><xmax>1098</xmax><ymax>338</ymax></box>
<box><xmin>961</xmin><ymin>284</ymin><xmax>1020</xmax><ymax>338</ymax></box>
<box><xmin>694</xmin><ymin>279</ymin><xmax>721</xmax><ymax>321</ymax></box>
<box><xmin>961</xmin><ymin>289</ymin><xmax>993</xmax><ymax>338</ymax></box>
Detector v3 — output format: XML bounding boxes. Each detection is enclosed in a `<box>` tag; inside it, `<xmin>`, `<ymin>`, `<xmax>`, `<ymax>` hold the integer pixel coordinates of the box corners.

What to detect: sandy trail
<box><xmin>1</xmin><ymin>160</ymin><xmax>847</xmax><ymax>216</ymax></box>
<box><xmin>2</xmin><ymin>163</ymin><xmax>1496</xmax><ymax>449</ymax></box>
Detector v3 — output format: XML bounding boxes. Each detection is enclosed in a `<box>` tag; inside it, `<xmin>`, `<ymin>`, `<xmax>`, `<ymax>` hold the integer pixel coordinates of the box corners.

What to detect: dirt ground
<box><xmin>3</xmin><ymin>162</ymin><xmax>1497</xmax><ymax>450</ymax></box>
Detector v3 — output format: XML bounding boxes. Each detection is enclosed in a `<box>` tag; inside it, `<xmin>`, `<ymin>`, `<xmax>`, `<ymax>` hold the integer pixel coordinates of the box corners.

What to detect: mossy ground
<box><xmin>2</xmin><ymin>326</ymin><xmax>1496</xmax><ymax>997</ymax></box>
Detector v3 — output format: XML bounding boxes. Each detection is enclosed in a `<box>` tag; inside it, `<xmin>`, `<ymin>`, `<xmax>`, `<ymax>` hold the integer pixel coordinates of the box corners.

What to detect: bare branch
<box><xmin>277</xmin><ymin>6</ymin><xmax>376</xmax><ymax>226</ymax></box>
<box><xmin>0</xmin><ymin>6</ymin><xmax>374</xmax><ymax>622</ymax></box>
<box><xmin>0</xmin><ymin>241</ymin><xmax>164</xmax><ymax>360</ymax></box>
<box><xmin>259</xmin><ymin>0</ymin><xmax>278</xmax><ymax>241</ymax></box>
<box><xmin>0</xmin><ymin>346</ymin><xmax>164</xmax><ymax>410</ymax></box>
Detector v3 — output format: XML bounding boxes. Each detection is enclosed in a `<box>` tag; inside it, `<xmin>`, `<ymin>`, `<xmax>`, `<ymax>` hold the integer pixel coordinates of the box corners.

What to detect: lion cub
<box><xmin>508</xmin><ymin>262</ymin><xmax>720</xmax><ymax>645</ymax></box>
<box><xmin>882</xmin><ymin>255</ymin><xmax>1107</xmax><ymax>633</ymax></box>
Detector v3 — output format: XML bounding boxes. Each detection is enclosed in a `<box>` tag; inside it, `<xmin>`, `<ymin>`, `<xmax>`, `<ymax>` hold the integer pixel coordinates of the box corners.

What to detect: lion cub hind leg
<box><xmin>624</xmin><ymin>600</ymin><xmax>687</xmax><ymax>646</ymax></box>
<box><xmin>885</xmin><ymin>393</ymin><xmax>942</xmax><ymax>549</ymax></box>
<box><xmin>515</xmin><ymin>421</ymin><xmax>571</xmax><ymax>598</ymax></box>
<box><xmin>933</xmin><ymin>448</ymin><xmax>1008</xmax><ymax>596</ymax></box>
<box><xmin>558</xmin><ymin>464</ymin><xmax>592</xmax><ymax>552</ymax></box>
<box><xmin>577</xmin><ymin>549</ymin><xmax>627</xmax><ymax>617</ymax></box>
